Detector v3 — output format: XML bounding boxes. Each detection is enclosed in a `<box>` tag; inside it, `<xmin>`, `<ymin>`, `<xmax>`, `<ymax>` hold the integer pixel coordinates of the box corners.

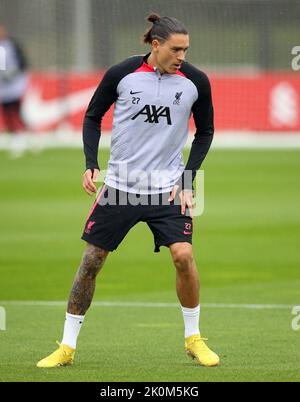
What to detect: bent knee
<box><xmin>172</xmin><ymin>250</ymin><xmax>194</xmax><ymax>271</ymax></box>
<box><xmin>80</xmin><ymin>243</ymin><xmax>109</xmax><ymax>278</ymax></box>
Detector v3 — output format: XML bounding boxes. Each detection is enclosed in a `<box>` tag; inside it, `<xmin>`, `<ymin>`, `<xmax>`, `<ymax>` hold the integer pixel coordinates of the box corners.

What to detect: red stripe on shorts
<box><xmin>85</xmin><ymin>184</ymin><xmax>107</xmax><ymax>223</ymax></box>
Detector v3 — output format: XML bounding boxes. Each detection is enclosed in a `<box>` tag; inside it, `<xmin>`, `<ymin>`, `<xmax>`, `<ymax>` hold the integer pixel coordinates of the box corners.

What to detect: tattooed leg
<box><xmin>67</xmin><ymin>243</ymin><xmax>109</xmax><ymax>315</ymax></box>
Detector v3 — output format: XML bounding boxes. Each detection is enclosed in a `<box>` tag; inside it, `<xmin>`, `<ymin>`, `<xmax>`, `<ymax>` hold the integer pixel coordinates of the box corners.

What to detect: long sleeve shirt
<box><xmin>83</xmin><ymin>52</ymin><xmax>214</xmax><ymax>194</ymax></box>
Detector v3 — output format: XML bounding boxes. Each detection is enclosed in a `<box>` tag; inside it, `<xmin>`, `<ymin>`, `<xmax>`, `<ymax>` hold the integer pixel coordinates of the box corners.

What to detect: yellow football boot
<box><xmin>185</xmin><ymin>334</ymin><xmax>220</xmax><ymax>367</ymax></box>
<box><xmin>36</xmin><ymin>342</ymin><xmax>75</xmax><ymax>368</ymax></box>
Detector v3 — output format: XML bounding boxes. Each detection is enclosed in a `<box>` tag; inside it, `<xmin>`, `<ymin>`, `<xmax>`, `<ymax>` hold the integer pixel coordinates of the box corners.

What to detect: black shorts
<box><xmin>81</xmin><ymin>184</ymin><xmax>193</xmax><ymax>253</ymax></box>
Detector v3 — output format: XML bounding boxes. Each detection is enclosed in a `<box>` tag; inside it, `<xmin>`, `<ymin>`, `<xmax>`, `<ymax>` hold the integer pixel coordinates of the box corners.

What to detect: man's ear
<box><xmin>152</xmin><ymin>39</ymin><xmax>159</xmax><ymax>51</ymax></box>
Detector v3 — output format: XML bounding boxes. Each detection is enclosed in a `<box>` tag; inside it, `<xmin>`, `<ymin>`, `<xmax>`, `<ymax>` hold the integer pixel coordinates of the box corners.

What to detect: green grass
<box><xmin>0</xmin><ymin>148</ymin><xmax>300</xmax><ymax>382</ymax></box>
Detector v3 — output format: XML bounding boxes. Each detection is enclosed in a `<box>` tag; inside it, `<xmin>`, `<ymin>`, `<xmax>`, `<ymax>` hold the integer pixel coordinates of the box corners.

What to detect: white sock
<box><xmin>61</xmin><ymin>312</ymin><xmax>85</xmax><ymax>349</ymax></box>
<box><xmin>181</xmin><ymin>305</ymin><xmax>200</xmax><ymax>338</ymax></box>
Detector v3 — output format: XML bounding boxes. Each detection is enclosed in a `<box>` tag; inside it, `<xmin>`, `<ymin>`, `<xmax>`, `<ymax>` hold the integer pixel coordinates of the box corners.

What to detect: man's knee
<box><xmin>170</xmin><ymin>245</ymin><xmax>194</xmax><ymax>273</ymax></box>
<box><xmin>80</xmin><ymin>243</ymin><xmax>109</xmax><ymax>278</ymax></box>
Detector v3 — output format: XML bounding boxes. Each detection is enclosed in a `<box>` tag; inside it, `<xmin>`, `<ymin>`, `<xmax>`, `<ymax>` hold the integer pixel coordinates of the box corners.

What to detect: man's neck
<box><xmin>147</xmin><ymin>53</ymin><xmax>165</xmax><ymax>74</ymax></box>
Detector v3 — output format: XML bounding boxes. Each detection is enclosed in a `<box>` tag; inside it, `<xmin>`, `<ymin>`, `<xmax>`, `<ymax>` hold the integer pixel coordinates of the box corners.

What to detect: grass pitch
<box><xmin>0</xmin><ymin>147</ymin><xmax>299</xmax><ymax>382</ymax></box>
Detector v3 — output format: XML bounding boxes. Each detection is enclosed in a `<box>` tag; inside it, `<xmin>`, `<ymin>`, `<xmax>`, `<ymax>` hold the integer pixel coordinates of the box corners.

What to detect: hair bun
<box><xmin>147</xmin><ymin>13</ymin><xmax>161</xmax><ymax>24</ymax></box>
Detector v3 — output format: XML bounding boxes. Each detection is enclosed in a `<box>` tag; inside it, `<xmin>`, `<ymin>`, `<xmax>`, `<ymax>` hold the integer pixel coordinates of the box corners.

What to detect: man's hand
<box><xmin>83</xmin><ymin>169</ymin><xmax>100</xmax><ymax>195</ymax></box>
<box><xmin>168</xmin><ymin>185</ymin><xmax>194</xmax><ymax>218</ymax></box>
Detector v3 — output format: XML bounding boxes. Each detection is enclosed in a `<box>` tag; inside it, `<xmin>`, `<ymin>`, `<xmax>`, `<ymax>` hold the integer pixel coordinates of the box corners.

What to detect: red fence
<box><xmin>1</xmin><ymin>71</ymin><xmax>299</xmax><ymax>132</ymax></box>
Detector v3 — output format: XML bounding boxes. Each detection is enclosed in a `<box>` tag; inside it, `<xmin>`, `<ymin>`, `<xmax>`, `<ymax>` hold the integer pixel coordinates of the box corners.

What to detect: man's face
<box><xmin>153</xmin><ymin>33</ymin><xmax>189</xmax><ymax>74</ymax></box>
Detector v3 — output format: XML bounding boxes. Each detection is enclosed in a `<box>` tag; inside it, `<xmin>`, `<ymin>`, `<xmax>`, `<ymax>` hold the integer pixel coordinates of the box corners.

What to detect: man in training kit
<box><xmin>37</xmin><ymin>13</ymin><xmax>220</xmax><ymax>368</ymax></box>
<box><xmin>0</xmin><ymin>24</ymin><xmax>28</xmax><ymax>133</ymax></box>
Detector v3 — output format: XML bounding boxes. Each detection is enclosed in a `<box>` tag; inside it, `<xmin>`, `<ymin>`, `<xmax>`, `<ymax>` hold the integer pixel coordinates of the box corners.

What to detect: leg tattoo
<box><xmin>67</xmin><ymin>244</ymin><xmax>109</xmax><ymax>315</ymax></box>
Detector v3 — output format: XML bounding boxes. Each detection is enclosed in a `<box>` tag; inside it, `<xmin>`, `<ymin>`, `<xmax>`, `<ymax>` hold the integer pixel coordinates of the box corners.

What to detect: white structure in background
<box><xmin>270</xmin><ymin>82</ymin><xmax>299</xmax><ymax>128</ymax></box>
<box><xmin>292</xmin><ymin>306</ymin><xmax>300</xmax><ymax>331</ymax></box>
<box><xmin>0</xmin><ymin>306</ymin><xmax>6</xmax><ymax>331</ymax></box>
<box><xmin>75</xmin><ymin>0</ymin><xmax>92</xmax><ymax>71</ymax></box>
<box><xmin>0</xmin><ymin>45</ymin><xmax>5</xmax><ymax>70</ymax></box>
<box><xmin>291</xmin><ymin>46</ymin><xmax>300</xmax><ymax>71</ymax></box>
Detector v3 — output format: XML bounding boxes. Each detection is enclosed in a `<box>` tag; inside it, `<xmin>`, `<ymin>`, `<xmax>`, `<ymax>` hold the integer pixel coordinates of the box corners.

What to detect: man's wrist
<box><xmin>175</xmin><ymin>172</ymin><xmax>194</xmax><ymax>192</ymax></box>
<box><xmin>85</xmin><ymin>166</ymin><xmax>100</xmax><ymax>172</ymax></box>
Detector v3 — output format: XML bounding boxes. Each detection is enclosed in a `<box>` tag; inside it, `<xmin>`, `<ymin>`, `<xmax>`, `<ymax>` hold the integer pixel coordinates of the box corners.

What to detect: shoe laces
<box><xmin>189</xmin><ymin>336</ymin><xmax>208</xmax><ymax>343</ymax></box>
<box><xmin>189</xmin><ymin>336</ymin><xmax>211</xmax><ymax>350</ymax></box>
<box><xmin>53</xmin><ymin>341</ymin><xmax>69</xmax><ymax>357</ymax></box>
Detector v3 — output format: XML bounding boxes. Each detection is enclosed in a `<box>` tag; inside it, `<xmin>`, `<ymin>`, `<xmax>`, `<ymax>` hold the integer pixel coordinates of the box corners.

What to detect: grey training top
<box><xmin>83</xmin><ymin>52</ymin><xmax>214</xmax><ymax>194</ymax></box>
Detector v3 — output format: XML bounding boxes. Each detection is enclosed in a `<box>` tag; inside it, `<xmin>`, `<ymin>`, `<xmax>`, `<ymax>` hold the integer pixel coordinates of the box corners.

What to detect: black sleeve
<box><xmin>83</xmin><ymin>66</ymin><xmax>119</xmax><ymax>170</ymax></box>
<box><xmin>83</xmin><ymin>55</ymin><xmax>143</xmax><ymax>170</ymax></box>
<box><xmin>177</xmin><ymin>66</ymin><xmax>214</xmax><ymax>190</ymax></box>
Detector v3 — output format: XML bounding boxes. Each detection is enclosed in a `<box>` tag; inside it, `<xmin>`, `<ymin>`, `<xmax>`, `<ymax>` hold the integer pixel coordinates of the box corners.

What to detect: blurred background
<box><xmin>0</xmin><ymin>0</ymin><xmax>299</xmax><ymax>382</ymax></box>
<box><xmin>0</xmin><ymin>0</ymin><xmax>299</xmax><ymax>140</ymax></box>
<box><xmin>2</xmin><ymin>0</ymin><xmax>300</xmax><ymax>70</ymax></box>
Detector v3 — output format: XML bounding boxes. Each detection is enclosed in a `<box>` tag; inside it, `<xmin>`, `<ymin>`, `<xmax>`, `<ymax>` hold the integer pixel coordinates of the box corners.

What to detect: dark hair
<box><xmin>143</xmin><ymin>12</ymin><xmax>188</xmax><ymax>44</ymax></box>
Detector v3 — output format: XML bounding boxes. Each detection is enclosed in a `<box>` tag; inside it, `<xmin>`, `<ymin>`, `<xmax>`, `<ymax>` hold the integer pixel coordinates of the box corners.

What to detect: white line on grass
<box><xmin>0</xmin><ymin>301</ymin><xmax>293</xmax><ymax>310</ymax></box>
<box><xmin>1</xmin><ymin>132</ymin><xmax>300</xmax><ymax>152</ymax></box>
